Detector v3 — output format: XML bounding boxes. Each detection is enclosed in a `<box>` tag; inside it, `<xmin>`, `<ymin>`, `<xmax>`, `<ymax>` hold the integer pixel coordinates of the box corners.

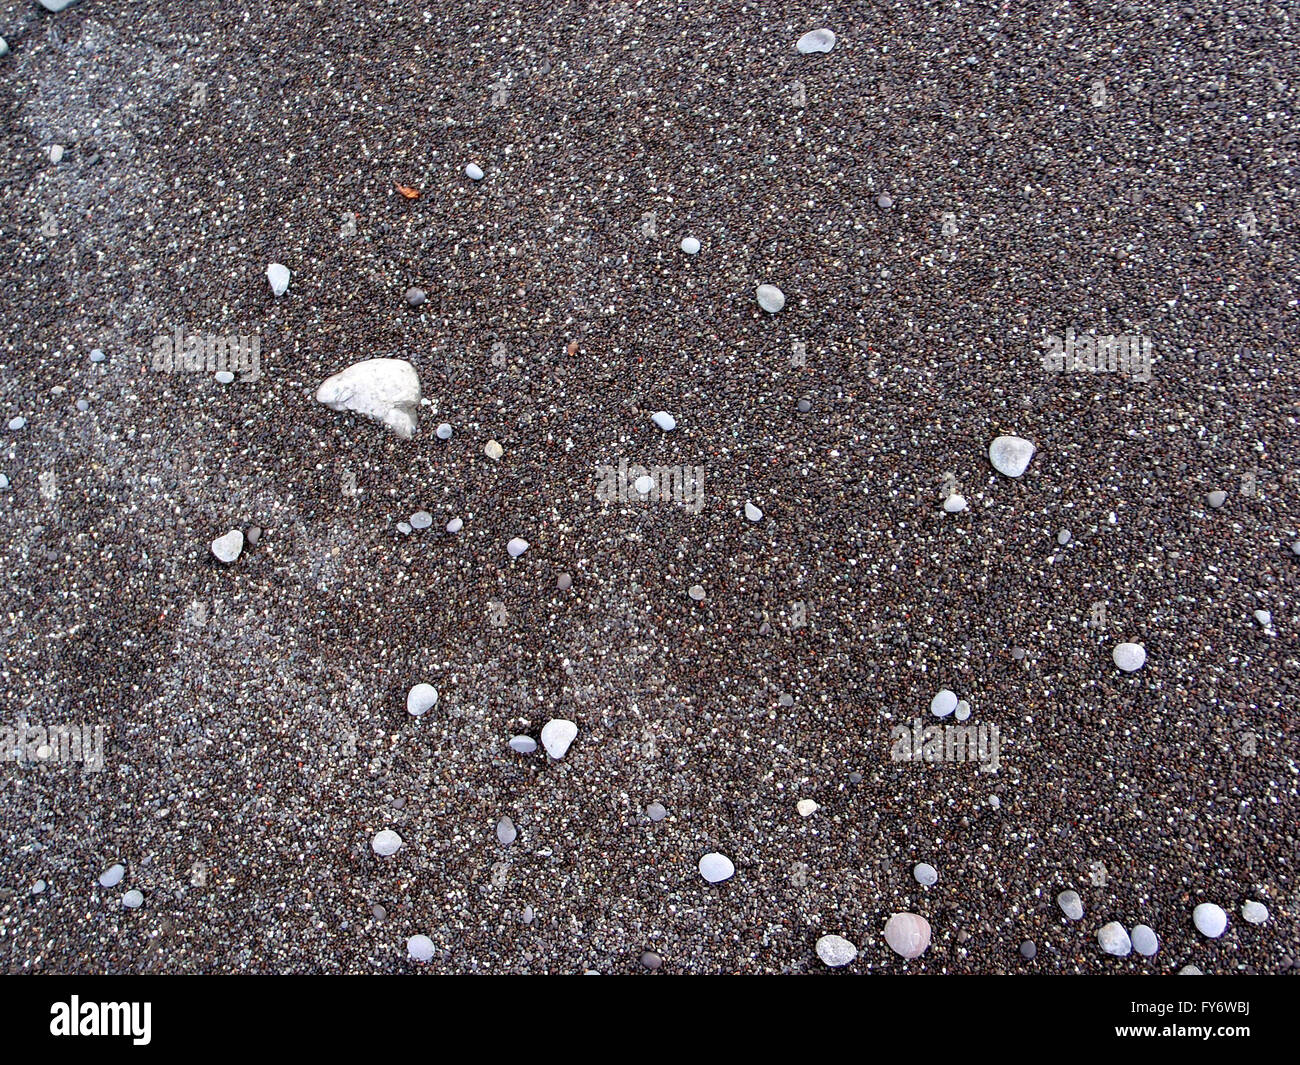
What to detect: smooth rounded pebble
<box><xmin>930</xmin><ymin>689</ymin><xmax>958</xmax><ymax>717</ymax></box>
<box><xmin>796</xmin><ymin>799</ymin><xmax>819</xmax><ymax>818</ymax></box>
<box><xmin>371</xmin><ymin>830</ymin><xmax>403</xmax><ymax>856</ymax></box>
<box><xmin>875</xmin><ymin>193</ymin><xmax>893</xmax><ymax>208</ymax></box>
<box><xmin>883</xmin><ymin>913</ymin><xmax>931</xmax><ymax>959</ymax></box>
<box><xmin>688</xmin><ymin>584</ymin><xmax>706</xmax><ymax>601</ymax></box>
<box><xmin>646</xmin><ymin>802</ymin><xmax>667</xmax><ymax>822</ymax></box>
<box><xmin>1019</xmin><ymin>940</ymin><xmax>1037</xmax><ymax>960</ymax></box>
<box><xmin>407</xmin><ymin>935</ymin><xmax>436</xmax><ymax>963</ymax></box>
<box><xmin>796</xmin><ymin>29</ymin><xmax>836</xmax><ymax>54</ymax></box>
<box><xmin>541</xmin><ymin>719</ymin><xmax>577</xmax><ymax>759</ymax></box>
<box><xmin>410</xmin><ymin>511</ymin><xmax>433</xmax><ymax>530</ymax></box>
<box><xmin>89</xmin><ymin>348</ymin><xmax>105</xmax><ymax>362</ymax></box>
<box><xmin>651</xmin><ymin>411</ymin><xmax>676</xmax><ymax>431</ymax></box>
<box><xmin>436</xmin><ymin>422</ymin><xmax>452</xmax><ymax>440</ymax></box>
<box><xmin>815</xmin><ymin>934</ymin><xmax>857</xmax><ymax>967</ymax></box>
<box><xmin>122</xmin><ymin>890</ymin><xmax>143</xmax><ymax>909</ymax></box>
<box><xmin>465</xmin><ymin>162</ymin><xmax>484</xmax><ymax>181</ymax></box>
<box><xmin>1241</xmin><ymin>900</ymin><xmax>1269</xmax><ymax>924</ymax></box>
<box><xmin>99</xmin><ymin>864</ymin><xmax>125</xmax><ymax>888</ymax></box>
<box><xmin>1179</xmin><ymin>965</ymin><xmax>1203</xmax><ymax>975</ymax></box>
<box><xmin>756</xmin><ymin>284</ymin><xmax>786</xmax><ymax>313</ymax></box>
<box><xmin>508</xmin><ymin>735</ymin><xmax>537</xmax><ymax>754</ymax></box>
<box><xmin>1253</xmin><ymin>609</ymin><xmax>1272</xmax><ymax>627</ymax></box>
<box><xmin>446</xmin><ymin>517</ymin><xmax>463</xmax><ymax>534</ymax></box>
<box><xmin>1097</xmin><ymin>922</ymin><xmax>1132</xmax><ymax>956</ymax></box>
<box><xmin>214</xmin><ymin>370</ymin><xmax>235</xmax><ymax>384</ymax></box>
<box><xmin>1057</xmin><ymin>890</ymin><xmax>1084</xmax><ymax>921</ymax></box>
<box><xmin>954</xmin><ymin>700</ymin><xmax>971</xmax><ymax>721</ymax></box>
<box><xmin>1207</xmin><ymin>489</ymin><xmax>1227</xmax><ymax>508</ymax></box>
<box><xmin>988</xmin><ymin>435</ymin><xmax>1036</xmax><ymax>477</ymax></box>
<box><xmin>680</xmin><ymin>236</ymin><xmax>700</xmax><ymax>255</ymax></box>
<box><xmin>698</xmin><ymin>853</ymin><xmax>735</xmax><ymax>883</ymax></box>
<box><xmin>496</xmin><ymin>816</ymin><xmax>517</xmax><ymax>845</ymax></box>
<box><xmin>405</xmin><ymin>287</ymin><xmax>426</xmax><ymax>306</ymax></box>
<box><xmin>396</xmin><ymin>522</ymin><xmax>412</xmax><ymax>535</ymax></box>
<box><xmin>485</xmin><ymin>439</ymin><xmax>504</xmax><ymax>460</ymax></box>
<box><xmin>211</xmin><ymin>529</ymin><xmax>244</xmax><ymax>564</ymax></box>
<box><xmin>1057</xmin><ymin>529</ymin><xmax>1071</xmax><ymax>545</ymax></box>
<box><xmin>1131</xmin><ymin>924</ymin><xmax>1160</xmax><ymax>956</ymax></box>
<box><xmin>744</xmin><ymin>502</ymin><xmax>763</xmax><ymax>522</ymax></box>
<box><xmin>942</xmin><ymin>493</ymin><xmax>967</xmax><ymax>513</ymax></box>
<box><xmin>1192</xmin><ymin>903</ymin><xmax>1228</xmax><ymax>938</ymax></box>
<box><xmin>507</xmin><ymin>537</ymin><xmax>530</xmax><ymax>558</ymax></box>
<box><xmin>556</xmin><ymin>572</ymin><xmax>572</xmax><ymax>590</ymax></box>
<box><xmin>634</xmin><ymin>475</ymin><xmax>654</xmax><ymax>495</ymax></box>
<box><xmin>406</xmin><ymin>683</ymin><xmax>438</xmax><ymax>716</ymax></box>
<box><xmin>640</xmin><ymin>951</ymin><xmax>662</xmax><ymax>970</ymax></box>
<box><xmin>1112</xmin><ymin>642</ymin><xmax>1147</xmax><ymax>672</ymax></box>
<box><xmin>913</xmin><ymin>862</ymin><xmax>938</xmax><ymax>886</ymax></box>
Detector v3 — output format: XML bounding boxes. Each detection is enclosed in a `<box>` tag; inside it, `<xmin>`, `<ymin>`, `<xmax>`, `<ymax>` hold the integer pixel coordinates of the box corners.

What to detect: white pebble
<box><xmin>954</xmin><ymin>700</ymin><xmax>971</xmax><ymax>721</ymax></box>
<box><xmin>407</xmin><ymin>935</ymin><xmax>436</xmax><ymax>963</ymax></box>
<box><xmin>634</xmin><ymin>475</ymin><xmax>654</xmax><ymax>495</ymax></box>
<box><xmin>446</xmin><ymin>517</ymin><xmax>463</xmax><ymax>534</ymax></box>
<box><xmin>266</xmin><ymin>262</ymin><xmax>290</xmax><ymax>296</ymax></box>
<box><xmin>508</xmin><ymin>735</ymin><xmax>537</xmax><ymax>754</ymax></box>
<box><xmin>507</xmin><ymin>537</ymin><xmax>530</xmax><ymax>558</ymax></box>
<box><xmin>1131</xmin><ymin>924</ymin><xmax>1160</xmax><ymax>956</ymax></box>
<box><xmin>698</xmin><ymin>852</ymin><xmax>735</xmax><ymax>883</ymax></box>
<box><xmin>796</xmin><ymin>28</ymin><xmax>837</xmax><ymax>54</ymax></box>
<box><xmin>913</xmin><ymin>862</ymin><xmax>938</xmax><ymax>886</ymax></box>
<box><xmin>1112</xmin><ymin>642</ymin><xmax>1147</xmax><ymax>672</ymax></box>
<box><xmin>98</xmin><ymin>864</ymin><xmax>125</xmax><ymax>888</ymax></box>
<box><xmin>815</xmin><ymin>934</ymin><xmax>857</xmax><ymax>967</ymax></box>
<box><xmin>1192</xmin><ymin>902</ymin><xmax>1228</xmax><ymax>938</ymax></box>
<box><xmin>465</xmin><ymin>162</ymin><xmax>484</xmax><ymax>181</ymax></box>
<box><xmin>796</xmin><ymin>799</ymin><xmax>819</xmax><ymax>818</ymax></box>
<box><xmin>756</xmin><ymin>284</ymin><xmax>786</xmax><ymax>313</ymax></box>
<box><xmin>680</xmin><ymin>236</ymin><xmax>700</xmax><ymax>255</ymax></box>
<box><xmin>122</xmin><ymin>889</ymin><xmax>143</xmax><ymax>909</ymax></box>
<box><xmin>371</xmin><ymin>829</ymin><xmax>403</xmax><ymax>856</ymax></box>
<box><xmin>1097</xmin><ymin>921</ymin><xmax>1132</xmax><ymax>956</ymax></box>
<box><xmin>484</xmin><ymin>439</ymin><xmax>504</xmax><ymax>460</ymax></box>
<box><xmin>211</xmin><ymin>529</ymin><xmax>244</xmax><ymax>564</ymax></box>
<box><xmin>744</xmin><ymin>502</ymin><xmax>763</xmax><ymax>522</ymax></box>
<box><xmin>942</xmin><ymin>493</ymin><xmax>967</xmax><ymax>513</ymax></box>
<box><xmin>988</xmin><ymin>435</ymin><xmax>1036</xmax><ymax>478</ymax></box>
<box><xmin>930</xmin><ymin>689</ymin><xmax>958</xmax><ymax>717</ymax></box>
<box><xmin>1241</xmin><ymin>900</ymin><xmax>1268</xmax><ymax>924</ymax></box>
<box><xmin>541</xmin><ymin>719</ymin><xmax>577</xmax><ymax>759</ymax></box>
<box><xmin>651</xmin><ymin>411</ymin><xmax>677</xmax><ymax>431</ymax></box>
<box><xmin>406</xmin><ymin>683</ymin><xmax>438</xmax><ymax>716</ymax></box>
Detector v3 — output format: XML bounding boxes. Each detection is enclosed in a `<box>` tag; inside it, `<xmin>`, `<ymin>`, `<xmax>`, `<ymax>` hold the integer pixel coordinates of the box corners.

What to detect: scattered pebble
<box><xmin>797</xmin><ymin>398</ymin><xmax>812</xmax><ymax>413</ymax></box>
<box><xmin>556</xmin><ymin>573</ymin><xmax>572</xmax><ymax>590</ymax></box>
<box><xmin>930</xmin><ymin>689</ymin><xmax>958</xmax><ymax>717</ymax></box>
<box><xmin>407</xmin><ymin>935</ymin><xmax>436</xmax><ymax>963</ymax></box>
<box><xmin>211</xmin><ymin>529</ymin><xmax>244</xmax><ymax>564</ymax></box>
<box><xmin>875</xmin><ymin>193</ymin><xmax>893</xmax><ymax>209</ymax></box>
<box><xmin>396</xmin><ymin>522</ymin><xmax>412</xmax><ymax>535</ymax></box>
<box><xmin>815</xmin><ymin>934</ymin><xmax>857</xmax><ymax>967</ymax></box>
<box><xmin>507</xmin><ymin>536</ymin><xmax>530</xmax><ymax>558</ymax></box>
<box><xmin>1206</xmin><ymin>489</ymin><xmax>1227</xmax><ymax>509</ymax></box>
<box><xmin>508</xmin><ymin>735</ymin><xmax>537</xmax><ymax>754</ymax></box>
<box><xmin>634</xmin><ymin>474</ymin><xmax>654</xmax><ymax>495</ymax></box>
<box><xmin>1192</xmin><ymin>902</ymin><xmax>1228</xmax><ymax>938</ymax></box>
<box><xmin>651</xmin><ymin>411</ymin><xmax>676</xmax><ymax>431</ymax></box>
<box><xmin>496</xmin><ymin>816</ymin><xmax>517</xmax><ymax>846</ymax></box>
<box><xmin>89</xmin><ymin>348</ymin><xmax>105</xmax><ymax>363</ymax></box>
<box><xmin>755</xmin><ymin>284</ymin><xmax>786</xmax><ymax>313</ymax></box>
<box><xmin>316</xmin><ymin>358</ymin><xmax>421</xmax><ymax>439</ymax></box>
<box><xmin>485</xmin><ymin>439</ymin><xmax>504</xmax><ymax>460</ymax></box>
<box><xmin>954</xmin><ymin>700</ymin><xmax>971</xmax><ymax>721</ymax></box>
<box><xmin>1241</xmin><ymin>901</ymin><xmax>1269</xmax><ymax>925</ymax></box>
<box><xmin>1253</xmin><ymin>609</ymin><xmax>1272</xmax><ymax>628</ymax></box>
<box><xmin>646</xmin><ymin>802</ymin><xmax>667</xmax><ymax>822</ymax></box>
<box><xmin>410</xmin><ymin>511</ymin><xmax>433</xmax><ymax>530</ymax></box>
<box><xmin>406</xmin><ymin>683</ymin><xmax>438</xmax><ymax>716</ymax></box>
<box><xmin>1019</xmin><ymin>940</ymin><xmax>1037</xmax><ymax>960</ymax></box>
<box><xmin>796</xmin><ymin>29</ymin><xmax>836</xmax><ymax>54</ymax></box>
<box><xmin>266</xmin><ymin>262</ymin><xmax>290</xmax><ymax>297</ymax></box>
<box><xmin>796</xmin><ymin>799</ymin><xmax>819</xmax><ymax>818</ymax></box>
<box><xmin>98</xmin><ymin>864</ymin><xmax>125</xmax><ymax>888</ymax></box>
<box><xmin>688</xmin><ymin>584</ymin><xmax>706</xmax><ymax>601</ymax></box>
<box><xmin>942</xmin><ymin>493</ymin><xmax>967</xmax><ymax>513</ymax></box>
<box><xmin>1057</xmin><ymin>529</ymin><xmax>1071</xmax><ymax>545</ymax></box>
<box><xmin>8</xmin><ymin>417</ymin><xmax>26</xmax><ymax>431</ymax></box>
<box><xmin>744</xmin><ymin>502</ymin><xmax>763</xmax><ymax>522</ymax></box>
<box><xmin>1112</xmin><ymin>642</ymin><xmax>1147</xmax><ymax>672</ymax></box>
<box><xmin>1097</xmin><ymin>922</ymin><xmax>1132</xmax><ymax>956</ymax></box>
<box><xmin>698</xmin><ymin>853</ymin><xmax>735</xmax><ymax>884</ymax></box>
<box><xmin>446</xmin><ymin>518</ymin><xmax>462</xmax><ymax>534</ymax></box>
<box><xmin>883</xmin><ymin>913</ymin><xmax>931</xmax><ymax>958</ymax></box>
<box><xmin>371</xmin><ymin>830</ymin><xmax>403</xmax><ymax>856</ymax></box>
<box><xmin>465</xmin><ymin>162</ymin><xmax>484</xmax><ymax>181</ymax></box>
<box><xmin>1057</xmin><ymin>890</ymin><xmax>1084</xmax><ymax>921</ymax></box>
<box><xmin>988</xmin><ymin>435</ymin><xmax>1036</xmax><ymax>478</ymax></box>
<box><xmin>913</xmin><ymin>863</ymin><xmax>938</xmax><ymax>886</ymax></box>
<box><xmin>405</xmin><ymin>287</ymin><xmax>426</xmax><ymax>307</ymax></box>
<box><xmin>680</xmin><ymin>236</ymin><xmax>700</xmax><ymax>255</ymax></box>
<box><xmin>1178</xmin><ymin>965</ymin><xmax>1203</xmax><ymax>975</ymax></box>
<box><xmin>214</xmin><ymin>370</ymin><xmax>235</xmax><ymax>384</ymax></box>
<box><xmin>32</xmin><ymin>879</ymin><xmax>46</xmax><ymax>895</ymax></box>
<box><xmin>1131</xmin><ymin>924</ymin><xmax>1160</xmax><ymax>956</ymax></box>
<box><xmin>435</xmin><ymin>422</ymin><xmax>452</xmax><ymax>440</ymax></box>
<box><xmin>49</xmin><ymin>144</ymin><xmax>64</xmax><ymax>164</ymax></box>
<box><xmin>122</xmin><ymin>890</ymin><xmax>143</xmax><ymax>909</ymax></box>
<box><xmin>541</xmin><ymin>719</ymin><xmax>577</xmax><ymax>759</ymax></box>
<box><xmin>640</xmin><ymin>951</ymin><xmax>663</xmax><ymax>970</ymax></box>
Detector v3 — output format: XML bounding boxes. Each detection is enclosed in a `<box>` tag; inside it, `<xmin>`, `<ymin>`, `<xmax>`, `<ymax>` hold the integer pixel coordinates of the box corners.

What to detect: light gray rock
<box><xmin>756</xmin><ymin>284</ymin><xmax>786</xmax><ymax>313</ymax></box>
<box><xmin>39</xmin><ymin>0</ymin><xmax>83</xmax><ymax>12</ymax></box>
<box><xmin>698</xmin><ymin>852</ymin><xmax>735</xmax><ymax>883</ymax></box>
<box><xmin>371</xmin><ymin>829</ymin><xmax>403</xmax><ymax>856</ymax></box>
<box><xmin>507</xmin><ymin>536</ymin><xmax>530</xmax><ymax>557</ymax></box>
<box><xmin>508</xmin><ymin>735</ymin><xmax>537</xmax><ymax>754</ymax></box>
<box><xmin>122</xmin><ymin>890</ymin><xmax>144</xmax><ymax>909</ymax></box>
<box><xmin>465</xmin><ymin>162</ymin><xmax>484</xmax><ymax>181</ymax></box>
<box><xmin>913</xmin><ymin>862</ymin><xmax>938</xmax><ymax>886</ymax></box>
<box><xmin>211</xmin><ymin>529</ymin><xmax>244</xmax><ymax>564</ymax></box>
<box><xmin>883</xmin><ymin>913</ymin><xmax>931</xmax><ymax>958</ymax></box>
<box><xmin>943</xmin><ymin>493</ymin><xmax>967</xmax><ymax>513</ymax></box>
<box><xmin>1131</xmin><ymin>924</ymin><xmax>1159</xmax><ymax>956</ymax></box>
<box><xmin>410</xmin><ymin>511</ymin><xmax>433</xmax><ymax>530</ymax></box>
<box><xmin>815</xmin><ymin>934</ymin><xmax>857</xmax><ymax>967</ymax></box>
<box><xmin>316</xmin><ymin>358</ymin><xmax>421</xmax><ymax>439</ymax></box>
<box><xmin>89</xmin><ymin>348</ymin><xmax>105</xmax><ymax>363</ymax></box>
<box><xmin>744</xmin><ymin>502</ymin><xmax>763</xmax><ymax>522</ymax></box>
<box><xmin>266</xmin><ymin>262</ymin><xmax>290</xmax><ymax>296</ymax></box>
<box><xmin>496</xmin><ymin>816</ymin><xmax>517</xmax><ymax>845</ymax></box>
<box><xmin>1112</xmin><ymin>642</ymin><xmax>1147</xmax><ymax>672</ymax></box>
<box><xmin>1178</xmin><ymin>964</ymin><xmax>1203</xmax><ymax>975</ymax></box>
<box><xmin>1207</xmin><ymin>490</ymin><xmax>1227</xmax><ymax>508</ymax></box>
<box><xmin>681</xmin><ymin>236</ymin><xmax>700</xmax><ymax>255</ymax></box>
<box><xmin>436</xmin><ymin>422</ymin><xmax>453</xmax><ymax>440</ymax></box>
<box><xmin>646</xmin><ymin>802</ymin><xmax>667</xmax><ymax>821</ymax></box>
<box><xmin>541</xmin><ymin>719</ymin><xmax>577</xmax><ymax>759</ymax></box>
<box><xmin>406</xmin><ymin>683</ymin><xmax>438</xmax><ymax>716</ymax></box>
<box><xmin>796</xmin><ymin>29</ymin><xmax>836</xmax><ymax>54</ymax></box>
<box><xmin>1254</xmin><ymin>609</ymin><xmax>1272</xmax><ymax>628</ymax></box>
<box><xmin>1241</xmin><ymin>900</ymin><xmax>1269</xmax><ymax>924</ymax></box>
<box><xmin>1097</xmin><ymin>922</ymin><xmax>1132</xmax><ymax>956</ymax></box>
<box><xmin>1193</xmin><ymin>902</ymin><xmax>1228</xmax><ymax>938</ymax></box>
<box><xmin>988</xmin><ymin>435</ymin><xmax>1036</xmax><ymax>477</ymax></box>
<box><xmin>651</xmin><ymin>410</ymin><xmax>677</xmax><ymax>431</ymax></box>
<box><xmin>407</xmin><ymin>935</ymin><xmax>436</xmax><ymax>963</ymax></box>
<box><xmin>98</xmin><ymin>864</ymin><xmax>125</xmax><ymax>888</ymax></box>
<box><xmin>1057</xmin><ymin>890</ymin><xmax>1084</xmax><ymax>920</ymax></box>
<box><xmin>445</xmin><ymin>517</ymin><xmax>463</xmax><ymax>534</ymax></box>
<box><xmin>930</xmin><ymin>689</ymin><xmax>958</xmax><ymax>717</ymax></box>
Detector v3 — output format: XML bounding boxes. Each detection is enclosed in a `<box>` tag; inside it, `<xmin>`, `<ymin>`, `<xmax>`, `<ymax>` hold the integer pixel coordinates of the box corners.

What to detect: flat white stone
<box><xmin>1097</xmin><ymin>921</ymin><xmax>1132</xmax><ymax>956</ymax></box>
<box><xmin>1131</xmin><ymin>924</ymin><xmax>1159</xmax><ymax>956</ymax></box>
<box><xmin>942</xmin><ymin>493</ymin><xmax>967</xmax><ymax>513</ymax></box>
<box><xmin>796</xmin><ymin>29</ymin><xmax>836</xmax><ymax>54</ymax></box>
<box><xmin>266</xmin><ymin>262</ymin><xmax>290</xmax><ymax>296</ymax></box>
<box><xmin>99</xmin><ymin>864</ymin><xmax>125</xmax><ymax>888</ymax></box>
<box><xmin>815</xmin><ymin>934</ymin><xmax>857</xmax><ymax>967</ymax></box>
<box><xmin>122</xmin><ymin>889</ymin><xmax>143</xmax><ymax>909</ymax></box>
<box><xmin>465</xmin><ymin>162</ymin><xmax>484</xmax><ymax>181</ymax></box>
<box><xmin>988</xmin><ymin>435</ymin><xmax>1036</xmax><ymax>477</ymax></box>
<box><xmin>954</xmin><ymin>700</ymin><xmax>971</xmax><ymax>721</ymax></box>
<box><xmin>756</xmin><ymin>284</ymin><xmax>786</xmax><ymax>313</ymax></box>
<box><xmin>930</xmin><ymin>689</ymin><xmax>958</xmax><ymax>717</ymax></box>
<box><xmin>446</xmin><ymin>517</ymin><xmax>463</xmax><ymax>534</ymax></box>
<box><xmin>651</xmin><ymin>411</ymin><xmax>676</xmax><ymax>431</ymax></box>
<box><xmin>796</xmin><ymin>799</ymin><xmax>819</xmax><ymax>818</ymax></box>
<box><xmin>317</xmin><ymin>358</ymin><xmax>421</xmax><ymax>439</ymax></box>
<box><xmin>508</xmin><ymin>735</ymin><xmax>537</xmax><ymax>754</ymax></box>
<box><xmin>407</xmin><ymin>935</ymin><xmax>436</xmax><ymax>963</ymax></box>
<box><xmin>1254</xmin><ymin>609</ymin><xmax>1272</xmax><ymax>627</ymax></box>
<box><xmin>485</xmin><ymin>439</ymin><xmax>504</xmax><ymax>460</ymax></box>
<box><xmin>211</xmin><ymin>529</ymin><xmax>244</xmax><ymax>564</ymax></box>
<box><xmin>406</xmin><ymin>683</ymin><xmax>438</xmax><ymax>716</ymax></box>
<box><xmin>541</xmin><ymin>719</ymin><xmax>577</xmax><ymax>759</ymax></box>
<box><xmin>913</xmin><ymin>862</ymin><xmax>938</xmax><ymax>886</ymax></box>
<box><xmin>1112</xmin><ymin>642</ymin><xmax>1147</xmax><ymax>672</ymax></box>
<box><xmin>745</xmin><ymin>502</ymin><xmax>763</xmax><ymax>522</ymax></box>
<box><xmin>681</xmin><ymin>236</ymin><xmax>701</xmax><ymax>254</ymax></box>
<box><xmin>1057</xmin><ymin>890</ymin><xmax>1084</xmax><ymax>920</ymax></box>
<box><xmin>698</xmin><ymin>852</ymin><xmax>735</xmax><ymax>883</ymax></box>
<box><xmin>1193</xmin><ymin>902</ymin><xmax>1227</xmax><ymax>938</ymax></box>
<box><xmin>371</xmin><ymin>829</ymin><xmax>403</xmax><ymax>856</ymax></box>
<box><xmin>507</xmin><ymin>537</ymin><xmax>530</xmax><ymax>557</ymax></box>
<box><xmin>634</xmin><ymin>475</ymin><xmax>654</xmax><ymax>495</ymax></box>
<box><xmin>1241</xmin><ymin>900</ymin><xmax>1268</xmax><ymax>924</ymax></box>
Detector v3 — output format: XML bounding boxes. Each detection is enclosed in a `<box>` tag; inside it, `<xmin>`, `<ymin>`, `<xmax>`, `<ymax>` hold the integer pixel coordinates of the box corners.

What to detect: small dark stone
<box><xmin>640</xmin><ymin>951</ymin><xmax>662</xmax><ymax>970</ymax></box>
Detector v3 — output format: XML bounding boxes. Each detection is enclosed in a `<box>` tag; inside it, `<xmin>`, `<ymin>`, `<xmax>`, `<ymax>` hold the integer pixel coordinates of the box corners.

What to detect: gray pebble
<box><xmin>122</xmin><ymin>890</ymin><xmax>144</xmax><ymax>909</ymax></box>
<box><xmin>1207</xmin><ymin>490</ymin><xmax>1227</xmax><ymax>508</ymax></box>
<box><xmin>98</xmin><ymin>863</ymin><xmax>125</xmax><ymax>888</ymax></box>
<box><xmin>410</xmin><ymin>511</ymin><xmax>433</xmax><ymax>530</ymax></box>
<box><xmin>405</xmin><ymin>287</ymin><xmax>427</xmax><ymax>307</ymax></box>
<box><xmin>646</xmin><ymin>802</ymin><xmax>667</xmax><ymax>822</ymax></box>
<box><xmin>436</xmin><ymin>422</ymin><xmax>452</xmax><ymax>440</ymax></box>
<box><xmin>641</xmin><ymin>951</ymin><xmax>662</xmax><ymax>970</ymax></box>
<box><xmin>1019</xmin><ymin>940</ymin><xmax>1036</xmax><ymax>960</ymax></box>
<box><xmin>1057</xmin><ymin>890</ymin><xmax>1084</xmax><ymax>920</ymax></box>
<box><xmin>797</xmin><ymin>398</ymin><xmax>811</xmax><ymax>413</ymax></box>
<box><xmin>1057</xmin><ymin>529</ymin><xmax>1071</xmax><ymax>545</ymax></box>
<box><xmin>913</xmin><ymin>862</ymin><xmax>938</xmax><ymax>886</ymax></box>
<box><xmin>445</xmin><ymin>518</ymin><xmax>462</xmax><ymax>534</ymax></box>
<box><xmin>89</xmin><ymin>348</ymin><xmax>105</xmax><ymax>363</ymax></box>
<box><xmin>496</xmin><ymin>816</ymin><xmax>517</xmax><ymax>846</ymax></box>
<box><xmin>508</xmin><ymin>735</ymin><xmax>537</xmax><ymax>754</ymax></box>
<box><xmin>688</xmin><ymin>584</ymin><xmax>706</xmax><ymax>601</ymax></box>
<box><xmin>1131</xmin><ymin>924</ymin><xmax>1159</xmax><ymax>956</ymax></box>
<box><xmin>876</xmin><ymin>193</ymin><xmax>893</xmax><ymax>208</ymax></box>
<box><xmin>557</xmin><ymin>572</ymin><xmax>572</xmax><ymax>590</ymax></box>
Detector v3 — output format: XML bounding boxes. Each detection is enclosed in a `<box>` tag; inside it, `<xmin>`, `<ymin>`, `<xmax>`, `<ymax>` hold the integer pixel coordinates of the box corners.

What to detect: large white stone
<box><xmin>988</xmin><ymin>435</ymin><xmax>1036</xmax><ymax>477</ymax></box>
<box><xmin>698</xmin><ymin>852</ymin><xmax>735</xmax><ymax>883</ymax></box>
<box><xmin>266</xmin><ymin>262</ymin><xmax>290</xmax><ymax>296</ymax></box>
<box><xmin>407</xmin><ymin>935</ymin><xmax>436</xmax><ymax>963</ymax></box>
<box><xmin>1112</xmin><ymin>642</ymin><xmax>1147</xmax><ymax>672</ymax></box>
<box><xmin>406</xmin><ymin>683</ymin><xmax>438</xmax><ymax>716</ymax></box>
<box><xmin>756</xmin><ymin>284</ymin><xmax>786</xmax><ymax>313</ymax></box>
<box><xmin>815</xmin><ymin>934</ymin><xmax>857</xmax><ymax>967</ymax></box>
<box><xmin>1193</xmin><ymin>902</ymin><xmax>1227</xmax><ymax>938</ymax></box>
<box><xmin>796</xmin><ymin>29</ymin><xmax>836</xmax><ymax>54</ymax></box>
<box><xmin>541</xmin><ymin>719</ymin><xmax>577</xmax><ymax>759</ymax></box>
<box><xmin>1097</xmin><ymin>922</ymin><xmax>1132</xmax><ymax>956</ymax></box>
<box><xmin>317</xmin><ymin>359</ymin><xmax>421</xmax><ymax>439</ymax></box>
<box><xmin>211</xmin><ymin>529</ymin><xmax>244</xmax><ymax>564</ymax></box>
<box><xmin>371</xmin><ymin>830</ymin><xmax>403</xmax><ymax>856</ymax></box>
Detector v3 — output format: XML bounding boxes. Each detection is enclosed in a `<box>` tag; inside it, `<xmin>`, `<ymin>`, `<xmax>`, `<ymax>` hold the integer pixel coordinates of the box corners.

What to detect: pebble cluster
<box><xmin>1</xmin><ymin>5</ymin><xmax>1295</xmax><ymax>976</ymax></box>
